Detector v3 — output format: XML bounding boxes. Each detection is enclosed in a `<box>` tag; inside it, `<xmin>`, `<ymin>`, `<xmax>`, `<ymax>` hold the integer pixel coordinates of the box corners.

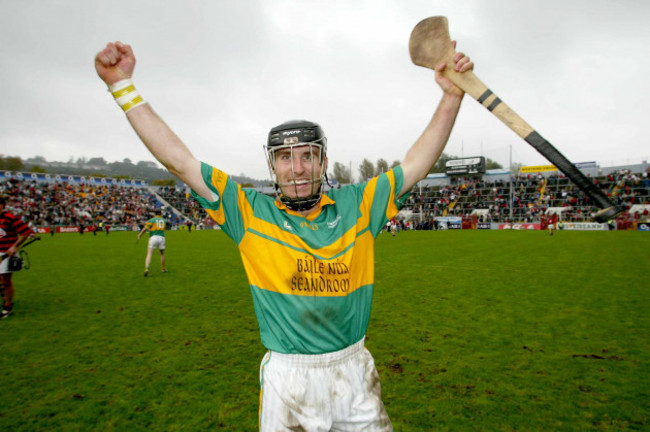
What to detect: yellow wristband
<box><xmin>108</xmin><ymin>79</ymin><xmax>147</xmax><ymax>113</ymax></box>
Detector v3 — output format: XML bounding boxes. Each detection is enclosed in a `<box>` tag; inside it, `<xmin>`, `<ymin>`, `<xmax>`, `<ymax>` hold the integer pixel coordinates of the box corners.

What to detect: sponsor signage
<box><xmin>58</xmin><ymin>226</ymin><xmax>81</xmax><ymax>233</ymax></box>
<box><xmin>436</xmin><ymin>222</ymin><xmax>462</xmax><ymax>229</ymax></box>
<box><xmin>477</xmin><ymin>223</ymin><xmax>491</xmax><ymax>230</ymax></box>
<box><xmin>435</xmin><ymin>216</ymin><xmax>462</xmax><ymax>230</ymax></box>
<box><xmin>499</xmin><ymin>223</ymin><xmax>541</xmax><ymax>230</ymax></box>
<box><xmin>32</xmin><ymin>225</ymin><xmax>141</xmax><ymax>233</ymax></box>
<box><xmin>520</xmin><ymin>165</ymin><xmax>557</xmax><ymax>173</ymax></box>
<box><xmin>638</xmin><ymin>223</ymin><xmax>650</xmax><ymax>231</ymax></box>
<box><xmin>560</xmin><ymin>223</ymin><xmax>608</xmax><ymax>231</ymax></box>
<box><xmin>575</xmin><ymin>161</ymin><xmax>597</xmax><ymax>169</ymax></box>
<box><xmin>445</xmin><ymin>156</ymin><xmax>486</xmax><ymax>175</ymax></box>
<box><xmin>436</xmin><ymin>217</ymin><xmax>462</xmax><ymax>223</ymax></box>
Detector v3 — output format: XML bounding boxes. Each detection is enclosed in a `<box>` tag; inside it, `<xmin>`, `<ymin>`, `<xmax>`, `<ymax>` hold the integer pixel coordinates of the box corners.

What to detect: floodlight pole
<box><xmin>419</xmin><ymin>181</ymin><xmax>423</xmax><ymax>222</ymax></box>
<box><xmin>509</xmin><ymin>145</ymin><xmax>514</xmax><ymax>221</ymax></box>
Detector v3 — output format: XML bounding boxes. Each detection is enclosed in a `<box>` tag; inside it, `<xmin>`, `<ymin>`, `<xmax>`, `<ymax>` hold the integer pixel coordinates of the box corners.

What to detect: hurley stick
<box><xmin>409</xmin><ymin>16</ymin><xmax>621</xmax><ymax>222</ymax></box>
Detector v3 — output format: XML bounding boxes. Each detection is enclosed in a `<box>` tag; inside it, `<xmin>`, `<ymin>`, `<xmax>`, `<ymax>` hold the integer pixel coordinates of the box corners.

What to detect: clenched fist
<box><xmin>95</xmin><ymin>41</ymin><xmax>136</xmax><ymax>86</ymax></box>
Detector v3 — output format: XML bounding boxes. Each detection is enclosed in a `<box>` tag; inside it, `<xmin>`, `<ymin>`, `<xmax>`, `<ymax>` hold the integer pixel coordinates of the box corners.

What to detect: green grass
<box><xmin>1</xmin><ymin>230</ymin><xmax>648</xmax><ymax>431</ymax></box>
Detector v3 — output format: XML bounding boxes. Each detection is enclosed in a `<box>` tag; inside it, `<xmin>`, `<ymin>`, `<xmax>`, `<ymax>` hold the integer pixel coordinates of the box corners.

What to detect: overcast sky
<box><xmin>1</xmin><ymin>0</ymin><xmax>648</xmax><ymax>181</ymax></box>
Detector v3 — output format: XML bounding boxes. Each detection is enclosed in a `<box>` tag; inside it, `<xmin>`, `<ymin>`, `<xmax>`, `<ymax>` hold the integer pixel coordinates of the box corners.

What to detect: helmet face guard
<box><xmin>265</xmin><ymin>120</ymin><xmax>327</xmax><ymax>212</ymax></box>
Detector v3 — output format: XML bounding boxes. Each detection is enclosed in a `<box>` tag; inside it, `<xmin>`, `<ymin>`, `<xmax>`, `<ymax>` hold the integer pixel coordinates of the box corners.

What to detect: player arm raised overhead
<box><xmin>398</xmin><ymin>44</ymin><xmax>473</xmax><ymax>197</ymax></box>
<box><xmin>94</xmin><ymin>42</ymin><xmax>212</xmax><ymax>200</ymax></box>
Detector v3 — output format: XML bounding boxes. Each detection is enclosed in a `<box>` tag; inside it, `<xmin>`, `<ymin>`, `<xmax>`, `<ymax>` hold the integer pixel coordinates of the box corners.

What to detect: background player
<box><xmin>137</xmin><ymin>209</ymin><xmax>168</xmax><ymax>277</ymax></box>
<box><xmin>95</xmin><ymin>39</ymin><xmax>472</xmax><ymax>430</ymax></box>
<box><xmin>0</xmin><ymin>196</ymin><xmax>34</xmax><ymax>318</ymax></box>
<box><xmin>548</xmin><ymin>212</ymin><xmax>559</xmax><ymax>235</ymax></box>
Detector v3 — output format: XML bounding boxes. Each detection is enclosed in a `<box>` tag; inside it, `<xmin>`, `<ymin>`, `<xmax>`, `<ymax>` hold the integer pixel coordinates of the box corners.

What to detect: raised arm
<box><xmin>398</xmin><ymin>44</ymin><xmax>473</xmax><ymax>197</ymax></box>
<box><xmin>94</xmin><ymin>42</ymin><xmax>212</xmax><ymax>199</ymax></box>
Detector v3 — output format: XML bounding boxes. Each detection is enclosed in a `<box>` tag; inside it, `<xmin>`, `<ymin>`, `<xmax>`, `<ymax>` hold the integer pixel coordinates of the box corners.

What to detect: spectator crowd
<box><xmin>0</xmin><ymin>178</ymin><xmax>174</xmax><ymax>232</ymax></box>
<box><xmin>1</xmin><ymin>166</ymin><xmax>648</xmax><ymax>232</ymax></box>
<box><xmin>402</xmin><ymin>168</ymin><xmax>649</xmax><ymax>228</ymax></box>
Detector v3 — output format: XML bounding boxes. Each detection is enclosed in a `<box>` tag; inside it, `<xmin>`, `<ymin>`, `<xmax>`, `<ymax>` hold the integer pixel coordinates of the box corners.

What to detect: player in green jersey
<box><xmin>137</xmin><ymin>210</ymin><xmax>167</xmax><ymax>277</ymax></box>
<box><xmin>96</xmin><ymin>39</ymin><xmax>472</xmax><ymax>431</ymax></box>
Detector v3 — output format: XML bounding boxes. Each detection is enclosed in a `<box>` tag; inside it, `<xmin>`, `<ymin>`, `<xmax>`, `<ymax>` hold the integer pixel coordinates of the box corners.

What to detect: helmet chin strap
<box><xmin>279</xmin><ymin>193</ymin><xmax>322</xmax><ymax>212</ymax></box>
<box><xmin>276</xmin><ymin>178</ymin><xmax>324</xmax><ymax>211</ymax></box>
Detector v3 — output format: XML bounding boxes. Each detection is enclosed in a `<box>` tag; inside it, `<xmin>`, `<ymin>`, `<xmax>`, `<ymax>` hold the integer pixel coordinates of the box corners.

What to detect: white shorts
<box><xmin>0</xmin><ymin>253</ymin><xmax>10</xmax><ymax>274</ymax></box>
<box><xmin>259</xmin><ymin>338</ymin><xmax>392</xmax><ymax>431</ymax></box>
<box><xmin>147</xmin><ymin>236</ymin><xmax>166</xmax><ymax>250</ymax></box>
<box><xmin>548</xmin><ymin>224</ymin><xmax>555</xmax><ymax>229</ymax></box>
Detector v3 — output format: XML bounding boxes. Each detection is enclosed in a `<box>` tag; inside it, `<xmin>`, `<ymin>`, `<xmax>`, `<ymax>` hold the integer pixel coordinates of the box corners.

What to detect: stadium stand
<box><xmin>0</xmin><ymin>176</ymin><xmax>183</xmax><ymax>233</ymax></box>
<box><xmin>155</xmin><ymin>186</ymin><xmax>213</xmax><ymax>229</ymax></box>
<box><xmin>401</xmin><ymin>165</ymin><xmax>649</xmax><ymax>229</ymax></box>
<box><xmin>0</xmin><ymin>164</ymin><xmax>648</xmax><ymax>232</ymax></box>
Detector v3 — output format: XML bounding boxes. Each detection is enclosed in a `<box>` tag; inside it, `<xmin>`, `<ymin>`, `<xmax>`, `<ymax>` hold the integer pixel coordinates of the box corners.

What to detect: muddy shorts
<box><xmin>259</xmin><ymin>338</ymin><xmax>392</xmax><ymax>431</ymax></box>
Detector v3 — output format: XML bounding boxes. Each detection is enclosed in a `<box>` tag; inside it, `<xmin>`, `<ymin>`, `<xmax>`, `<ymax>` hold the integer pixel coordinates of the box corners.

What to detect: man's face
<box><xmin>273</xmin><ymin>145</ymin><xmax>327</xmax><ymax>199</ymax></box>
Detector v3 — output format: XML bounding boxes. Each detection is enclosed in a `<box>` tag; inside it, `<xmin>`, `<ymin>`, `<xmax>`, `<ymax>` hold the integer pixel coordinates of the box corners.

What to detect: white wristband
<box><xmin>108</xmin><ymin>79</ymin><xmax>146</xmax><ymax>113</ymax></box>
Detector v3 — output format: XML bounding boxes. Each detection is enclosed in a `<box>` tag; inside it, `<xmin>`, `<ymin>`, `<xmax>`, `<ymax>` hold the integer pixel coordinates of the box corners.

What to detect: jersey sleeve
<box><xmin>15</xmin><ymin>218</ymin><xmax>33</xmax><ymax>237</ymax></box>
<box><xmin>363</xmin><ymin>165</ymin><xmax>410</xmax><ymax>237</ymax></box>
<box><xmin>190</xmin><ymin>162</ymin><xmax>247</xmax><ymax>243</ymax></box>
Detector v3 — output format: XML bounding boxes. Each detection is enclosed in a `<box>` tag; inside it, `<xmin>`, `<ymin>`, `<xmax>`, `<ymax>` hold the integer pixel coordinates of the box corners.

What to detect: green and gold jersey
<box><xmin>192</xmin><ymin>162</ymin><xmax>408</xmax><ymax>354</ymax></box>
<box><xmin>145</xmin><ymin>216</ymin><xmax>166</xmax><ymax>237</ymax></box>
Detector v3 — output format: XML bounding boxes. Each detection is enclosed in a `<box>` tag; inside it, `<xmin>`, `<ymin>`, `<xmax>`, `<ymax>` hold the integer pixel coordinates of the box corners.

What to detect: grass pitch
<box><xmin>0</xmin><ymin>229</ymin><xmax>648</xmax><ymax>431</ymax></box>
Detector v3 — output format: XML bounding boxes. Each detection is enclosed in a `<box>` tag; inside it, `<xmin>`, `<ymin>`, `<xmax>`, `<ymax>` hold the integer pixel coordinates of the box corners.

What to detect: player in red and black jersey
<box><xmin>0</xmin><ymin>196</ymin><xmax>34</xmax><ymax>318</ymax></box>
<box><xmin>548</xmin><ymin>213</ymin><xmax>559</xmax><ymax>236</ymax></box>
